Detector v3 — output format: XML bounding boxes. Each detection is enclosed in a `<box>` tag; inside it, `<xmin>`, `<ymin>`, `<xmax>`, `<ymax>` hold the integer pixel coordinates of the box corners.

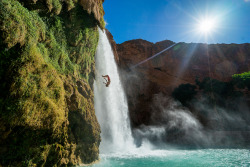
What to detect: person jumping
<box><xmin>102</xmin><ymin>75</ymin><xmax>111</xmax><ymax>87</ymax></box>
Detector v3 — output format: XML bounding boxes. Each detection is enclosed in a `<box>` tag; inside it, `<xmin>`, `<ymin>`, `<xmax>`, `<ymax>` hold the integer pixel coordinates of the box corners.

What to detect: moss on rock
<box><xmin>0</xmin><ymin>0</ymin><xmax>103</xmax><ymax>166</ymax></box>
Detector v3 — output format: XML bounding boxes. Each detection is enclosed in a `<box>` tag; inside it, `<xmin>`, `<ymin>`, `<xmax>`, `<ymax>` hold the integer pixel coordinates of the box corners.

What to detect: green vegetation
<box><xmin>232</xmin><ymin>71</ymin><xmax>250</xmax><ymax>90</ymax></box>
<box><xmin>196</xmin><ymin>77</ymin><xmax>239</xmax><ymax>97</ymax></box>
<box><xmin>0</xmin><ymin>0</ymin><xmax>103</xmax><ymax>166</ymax></box>
<box><xmin>172</xmin><ymin>83</ymin><xmax>197</xmax><ymax>105</ymax></box>
<box><xmin>173</xmin><ymin>76</ymin><xmax>245</xmax><ymax>108</ymax></box>
<box><xmin>0</xmin><ymin>0</ymin><xmax>46</xmax><ymax>47</ymax></box>
<box><xmin>196</xmin><ymin>77</ymin><xmax>243</xmax><ymax>108</ymax></box>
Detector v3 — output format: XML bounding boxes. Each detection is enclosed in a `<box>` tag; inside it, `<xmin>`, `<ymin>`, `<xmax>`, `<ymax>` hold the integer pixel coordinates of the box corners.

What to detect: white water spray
<box><xmin>94</xmin><ymin>28</ymin><xmax>134</xmax><ymax>153</ymax></box>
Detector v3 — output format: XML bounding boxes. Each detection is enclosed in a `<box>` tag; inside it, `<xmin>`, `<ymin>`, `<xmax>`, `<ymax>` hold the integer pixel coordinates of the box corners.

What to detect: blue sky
<box><xmin>103</xmin><ymin>0</ymin><xmax>250</xmax><ymax>44</ymax></box>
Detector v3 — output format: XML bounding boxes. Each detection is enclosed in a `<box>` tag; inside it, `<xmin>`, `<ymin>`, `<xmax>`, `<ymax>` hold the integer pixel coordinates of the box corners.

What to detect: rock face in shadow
<box><xmin>106</xmin><ymin>29</ymin><xmax>119</xmax><ymax>64</ymax></box>
<box><xmin>79</xmin><ymin>0</ymin><xmax>105</xmax><ymax>28</ymax></box>
<box><xmin>115</xmin><ymin>39</ymin><xmax>250</xmax><ymax>127</ymax></box>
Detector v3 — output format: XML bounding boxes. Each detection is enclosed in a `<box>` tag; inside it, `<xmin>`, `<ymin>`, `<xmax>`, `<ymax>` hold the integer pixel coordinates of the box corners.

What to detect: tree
<box><xmin>232</xmin><ymin>71</ymin><xmax>250</xmax><ymax>90</ymax></box>
<box><xmin>172</xmin><ymin>84</ymin><xmax>197</xmax><ymax>105</ymax></box>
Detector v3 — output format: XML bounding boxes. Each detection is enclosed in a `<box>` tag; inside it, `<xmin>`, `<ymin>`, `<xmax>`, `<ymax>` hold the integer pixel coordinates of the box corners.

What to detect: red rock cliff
<box><xmin>115</xmin><ymin>39</ymin><xmax>250</xmax><ymax>127</ymax></box>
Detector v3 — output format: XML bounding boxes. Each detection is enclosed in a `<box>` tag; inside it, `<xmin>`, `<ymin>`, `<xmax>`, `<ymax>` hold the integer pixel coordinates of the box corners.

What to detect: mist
<box><xmin>132</xmin><ymin>93</ymin><xmax>250</xmax><ymax>149</ymax></box>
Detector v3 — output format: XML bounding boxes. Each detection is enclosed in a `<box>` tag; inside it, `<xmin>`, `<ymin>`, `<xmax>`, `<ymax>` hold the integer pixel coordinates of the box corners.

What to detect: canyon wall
<box><xmin>112</xmin><ymin>38</ymin><xmax>250</xmax><ymax>127</ymax></box>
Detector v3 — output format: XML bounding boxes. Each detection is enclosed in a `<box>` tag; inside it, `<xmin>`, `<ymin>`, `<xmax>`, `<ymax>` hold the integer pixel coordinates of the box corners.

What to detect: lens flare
<box><xmin>198</xmin><ymin>18</ymin><xmax>216</xmax><ymax>34</ymax></box>
<box><xmin>199</xmin><ymin>19</ymin><xmax>214</xmax><ymax>32</ymax></box>
<box><xmin>195</xmin><ymin>16</ymin><xmax>219</xmax><ymax>36</ymax></box>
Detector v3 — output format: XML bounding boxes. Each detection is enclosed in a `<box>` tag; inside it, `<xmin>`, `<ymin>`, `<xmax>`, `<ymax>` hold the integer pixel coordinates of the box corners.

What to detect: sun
<box><xmin>197</xmin><ymin>18</ymin><xmax>217</xmax><ymax>34</ymax></box>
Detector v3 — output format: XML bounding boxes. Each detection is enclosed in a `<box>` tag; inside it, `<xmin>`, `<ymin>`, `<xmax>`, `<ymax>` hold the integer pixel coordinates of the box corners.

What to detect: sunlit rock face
<box><xmin>112</xmin><ymin>38</ymin><xmax>250</xmax><ymax>127</ymax></box>
<box><xmin>118</xmin><ymin>40</ymin><xmax>250</xmax><ymax>84</ymax></box>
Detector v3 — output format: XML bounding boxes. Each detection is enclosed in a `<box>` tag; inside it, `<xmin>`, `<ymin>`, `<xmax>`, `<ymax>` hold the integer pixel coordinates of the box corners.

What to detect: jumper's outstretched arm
<box><xmin>102</xmin><ymin>75</ymin><xmax>108</xmax><ymax>82</ymax></box>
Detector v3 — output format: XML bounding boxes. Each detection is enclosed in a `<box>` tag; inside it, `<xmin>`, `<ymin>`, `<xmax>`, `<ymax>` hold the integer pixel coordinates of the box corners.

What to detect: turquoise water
<box><xmin>90</xmin><ymin>149</ymin><xmax>250</xmax><ymax>167</ymax></box>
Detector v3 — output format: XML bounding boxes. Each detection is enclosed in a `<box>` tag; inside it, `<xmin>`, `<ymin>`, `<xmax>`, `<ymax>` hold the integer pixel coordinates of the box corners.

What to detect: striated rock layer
<box><xmin>0</xmin><ymin>0</ymin><xmax>104</xmax><ymax>166</ymax></box>
<box><xmin>114</xmin><ymin>38</ymin><xmax>250</xmax><ymax>127</ymax></box>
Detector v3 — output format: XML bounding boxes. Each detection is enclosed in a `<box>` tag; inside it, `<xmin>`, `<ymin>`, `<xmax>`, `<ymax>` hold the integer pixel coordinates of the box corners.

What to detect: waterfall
<box><xmin>94</xmin><ymin>28</ymin><xmax>134</xmax><ymax>154</ymax></box>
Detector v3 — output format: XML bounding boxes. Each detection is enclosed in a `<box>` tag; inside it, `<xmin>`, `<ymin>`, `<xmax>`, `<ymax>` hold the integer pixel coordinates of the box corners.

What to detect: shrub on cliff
<box><xmin>172</xmin><ymin>83</ymin><xmax>197</xmax><ymax>106</ymax></box>
<box><xmin>232</xmin><ymin>71</ymin><xmax>250</xmax><ymax>90</ymax></box>
<box><xmin>195</xmin><ymin>77</ymin><xmax>243</xmax><ymax>108</ymax></box>
<box><xmin>199</xmin><ymin>77</ymin><xmax>242</xmax><ymax>96</ymax></box>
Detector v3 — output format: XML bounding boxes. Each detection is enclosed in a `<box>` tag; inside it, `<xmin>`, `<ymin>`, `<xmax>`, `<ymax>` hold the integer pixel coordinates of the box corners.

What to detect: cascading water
<box><xmin>94</xmin><ymin>28</ymin><xmax>134</xmax><ymax>154</ymax></box>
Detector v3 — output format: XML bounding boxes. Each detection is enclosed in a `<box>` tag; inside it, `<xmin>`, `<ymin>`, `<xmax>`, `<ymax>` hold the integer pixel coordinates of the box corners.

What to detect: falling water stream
<box><xmin>94</xmin><ymin>28</ymin><xmax>134</xmax><ymax>154</ymax></box>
